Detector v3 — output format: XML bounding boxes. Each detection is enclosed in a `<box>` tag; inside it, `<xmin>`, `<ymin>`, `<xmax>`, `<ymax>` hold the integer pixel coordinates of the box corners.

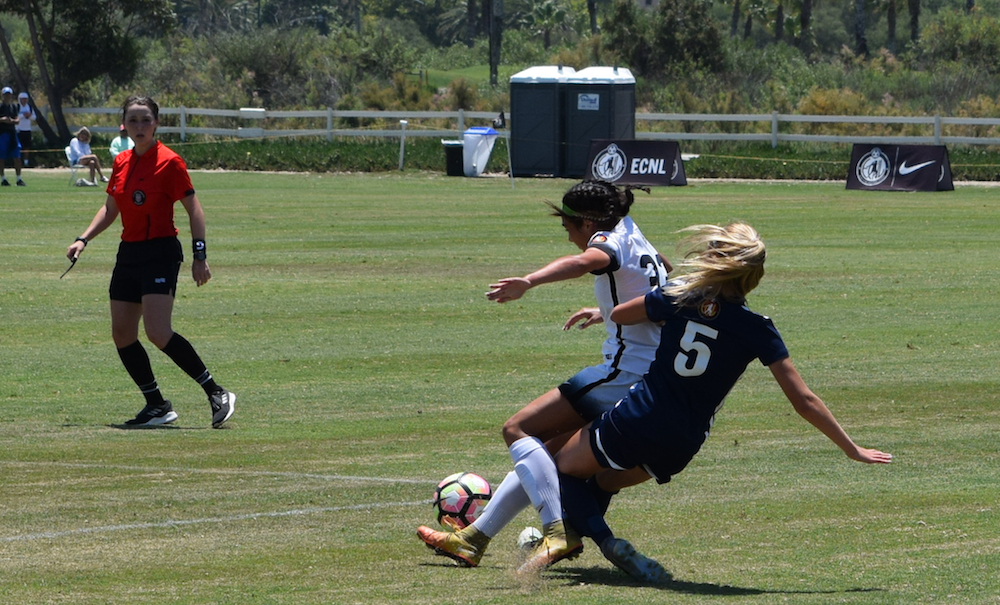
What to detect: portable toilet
<box><xmin>509</xmin><ymin>65</ymin><xmax>576</xmax><ymax>177</ymax></box>
<box><xmin>560</xmin><ymin>67</ymin><xmax>636</xmax><ymax>178</ymax></box>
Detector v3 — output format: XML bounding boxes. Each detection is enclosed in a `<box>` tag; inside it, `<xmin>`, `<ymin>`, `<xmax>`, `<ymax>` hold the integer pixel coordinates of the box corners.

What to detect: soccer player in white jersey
<box><xmin>418</xmin><ymin>180</ymin><xmax>672</xmax><ymax>578</ymax></box>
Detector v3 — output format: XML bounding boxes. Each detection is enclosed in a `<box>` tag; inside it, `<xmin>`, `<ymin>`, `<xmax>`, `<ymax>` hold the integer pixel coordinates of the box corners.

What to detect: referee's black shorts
<box><xmin>109</xmin><ymin>237</ymin><xmax>183</xmax><ymax>303</ymax></box>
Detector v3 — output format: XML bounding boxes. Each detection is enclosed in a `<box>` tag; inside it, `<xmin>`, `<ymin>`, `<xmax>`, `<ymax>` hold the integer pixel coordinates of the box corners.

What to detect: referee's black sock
<box><xmin>160</xmin><ymin>333</ymin><xmax>220</xmax><ymax>395</ymax></box>
<box><xmin>117</xmin><ymin>340</ymin><xmax>165</xmax><ymax>406</ymax></box>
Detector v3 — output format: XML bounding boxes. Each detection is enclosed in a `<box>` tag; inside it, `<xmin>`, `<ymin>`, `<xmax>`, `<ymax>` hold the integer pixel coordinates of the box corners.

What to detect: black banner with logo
<box><xmin>585</xmin><ymin>140</ymin><xmax>687</xmax><ymax>186</ymax></box>
<box><xmin>846</xmin><ymin>144</ymin><xmax>953</xmax><ymax>191</ymax></box>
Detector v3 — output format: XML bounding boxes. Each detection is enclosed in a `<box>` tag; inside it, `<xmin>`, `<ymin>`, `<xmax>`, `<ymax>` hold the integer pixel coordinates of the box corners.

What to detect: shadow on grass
<box><xmin>105</xmin><ymin>423</ymin><xmax>216</xmax><ymax>430</ymax></box>
<box><xmin>549</xmin><ymin>566</ymin><xmax>886</xmax><ymax>597</ymax></box>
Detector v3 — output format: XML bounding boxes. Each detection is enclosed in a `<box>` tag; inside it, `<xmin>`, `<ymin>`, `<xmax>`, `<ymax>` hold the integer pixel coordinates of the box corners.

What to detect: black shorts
<box><xmin>109</xmin><ymin>237</ymin><xmax>183</xmax><ymax>303</ymax></box>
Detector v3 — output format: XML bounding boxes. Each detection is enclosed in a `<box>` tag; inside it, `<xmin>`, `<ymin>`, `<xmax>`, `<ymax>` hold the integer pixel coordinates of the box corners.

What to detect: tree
<box><xmin>650</xmin><ymin>0</ymin><xmax>726</xmax><ymax>74</ymax></box>
<box><xmin>774</xmin><ymin>0</ymin><xmax>784</xmax><ymax>42</ymax></box>
<box><xmin>488</xmin><ymin>0</ymin><xmax>503</xmax><ymax>86</ymax></box>
<box><xmin>467</xmin><ymin>0</ymin><xmax>479</xmax><ymax>44</ymax></box>
<box><xmin>797</xmin><ymin>0</ymin><xmax>813</xmax><ymax>53</ymax></box>
<box><xmin>853</xmin><ymin>0</ymin><xmax>869</xmax><ymax>56</ymax></box>
<box><xmin>908</xmin><ymin>0</ymin><xmax>920</xmax><ymax>42</ymax></box>
<box><xmin>527</xmin><ymin>0</ymin><xmax>569</xmax><ymax>49</ymax></box>
<box><xmin>886</xmin><ymin>0</ymin><xmax>897</xmax><ymax>53</ymax></box>
<box><xmin>601</xmin><ymin>0</ymin><xmax>652</xmax><ymax>74</ymax></box>
<box><xmin>0</xmin><ymin>0</ymin><xmax>174</xmax><ymax>144</ymax></box>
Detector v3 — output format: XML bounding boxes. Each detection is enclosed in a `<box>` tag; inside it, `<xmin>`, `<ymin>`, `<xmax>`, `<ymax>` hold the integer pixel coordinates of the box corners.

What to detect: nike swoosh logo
<box><xmin>899</xmin><ymin>160</ymin><xmax>936</xmax><ymax>175</ymax></box>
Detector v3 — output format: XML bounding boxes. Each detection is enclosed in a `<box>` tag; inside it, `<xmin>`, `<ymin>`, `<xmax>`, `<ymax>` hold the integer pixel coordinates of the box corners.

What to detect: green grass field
<box><xmin>2</xmin><ymin>170</ymin><xmax>999</xmax><ymax>604</ymax></box>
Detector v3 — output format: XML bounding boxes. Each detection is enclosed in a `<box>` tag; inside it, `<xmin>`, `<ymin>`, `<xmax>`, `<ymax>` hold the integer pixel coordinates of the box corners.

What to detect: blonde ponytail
<box><xmin>665</xmin><ymin>223</ymin><xmax>767</xmax><ymax>305</ymax></box>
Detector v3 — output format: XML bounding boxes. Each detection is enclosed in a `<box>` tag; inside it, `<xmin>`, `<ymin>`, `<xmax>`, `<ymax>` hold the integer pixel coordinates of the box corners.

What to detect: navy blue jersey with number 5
<box><xmin>618</xmin><ymin>287</ymin><xmax>789</xmax><ymax>447</ymax></box>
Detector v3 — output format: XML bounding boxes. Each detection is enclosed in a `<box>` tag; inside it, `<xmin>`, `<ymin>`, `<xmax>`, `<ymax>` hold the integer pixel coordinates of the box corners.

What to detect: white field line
<box><xmin>1</xmin><ymin>461</ymin><xmax>435</xmax><ymax>543</ymax></box>
<box><xmin>3</xmin><ymin>461</ymin><xmax>429</xmax><ymax>484</ymax></box>
<box><xmin>0</xmin><ymin>501</ymin><xmax>429</xmax><ymax>543</ymax></box>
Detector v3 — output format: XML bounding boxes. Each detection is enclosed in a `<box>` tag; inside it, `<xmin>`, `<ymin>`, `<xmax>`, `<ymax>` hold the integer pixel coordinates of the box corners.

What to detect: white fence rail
<box><xmin>61</xmin><ymin>107</ymin><xmax>1000</xmax><ymax>147</ymax></box>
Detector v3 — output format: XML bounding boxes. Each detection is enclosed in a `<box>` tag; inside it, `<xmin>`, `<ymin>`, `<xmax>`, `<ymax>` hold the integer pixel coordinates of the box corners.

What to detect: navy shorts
<box><xmin>588</xmin><ymin>382</ymin><xmax>704</xmax><ymax>484</ymax></box>
<box><xmin>109</xmin><ymin>238</ymin><xmax>183</xmax><ymax>303</ymax></box>
<box><xmin>0</xmin><ymin>131</ymin><xmax>21</xmax><ymax>160</ymax></box>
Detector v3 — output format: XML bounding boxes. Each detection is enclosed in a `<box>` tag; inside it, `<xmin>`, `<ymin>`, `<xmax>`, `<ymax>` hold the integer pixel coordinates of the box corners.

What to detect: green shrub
<box><xmin>919</xmin><ymin>9</ymin><xmax>1000</xmax><ymax>74</ymax></box>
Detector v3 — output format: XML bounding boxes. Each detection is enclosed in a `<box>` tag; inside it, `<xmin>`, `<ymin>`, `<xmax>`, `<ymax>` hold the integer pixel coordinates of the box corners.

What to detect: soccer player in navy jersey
<box><xmin>66</xmin><ymin>95</ymin><xmax>235</xmax><ymax>429</ymax></box>
<box><xmin>519</xmin><ymin>223</ymin><xmax>892</xmax><ymax>579</ymax></box>
<box><xmin>418</xmin><ymin>180</ymin><xmax>671</xmax><ymax>574</ymax></box>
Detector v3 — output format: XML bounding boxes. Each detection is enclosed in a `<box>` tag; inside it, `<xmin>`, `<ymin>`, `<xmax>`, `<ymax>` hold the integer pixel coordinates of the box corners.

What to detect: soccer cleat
<box><xmin>209</xmin><ymin>389</ymin><xmax>236</xmax><ymax>428</ymax></box>
<box><xmin>16</xmin><ymin>178</ymin><xmax>25</xmax><ymax>186</ymax></box>
<box><xmin>124</xmin><ymin>400</ymin><xmax>178</xmax><ymax>428</ymax></box>
<box><xmin>417</xmin><ymin>525</ymin><xmax>490</xmax><ymax>567</ymax></box>
<box><xmin>1</xmin><ymin>178</ymin><xmax>8</xmax><ymax>186</ymax></box>
<box><xmin>600</xmin><ymin>537</ymin><xmax>672</xmax><ymax>584</ymax></box>
<box><xmin>516</xmin><ymin>520</ymin><xmax>584</xmax><ymax>575</ymax></box>
<box><xmin>100</xmin><ymin>176</ymin><xmax>109</xmax><ymax>182</ymax></box>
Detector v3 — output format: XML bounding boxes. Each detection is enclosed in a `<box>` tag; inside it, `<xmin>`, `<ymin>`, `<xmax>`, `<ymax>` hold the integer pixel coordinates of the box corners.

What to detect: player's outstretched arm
<box><xmin>769</xmin><ymin>357</ymin><xmax>893</xmax><ymax>464</ymax></box>
<box><xmin>486</xmin><ymin>247</ymin><xmax>610</xmax><ymax>303</ymax></box>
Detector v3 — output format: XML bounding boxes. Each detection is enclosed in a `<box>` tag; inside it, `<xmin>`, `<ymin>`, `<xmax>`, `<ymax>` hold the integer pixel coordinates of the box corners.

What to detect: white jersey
<box><xmin>588</xmin><ymin>216</ymin><xmax>669</xmax><ymax>375</ymax></box>
<box><xmin>15</xmin><ymin>102</ymin><xmax>34</xmax><ymax>132</ymax></box>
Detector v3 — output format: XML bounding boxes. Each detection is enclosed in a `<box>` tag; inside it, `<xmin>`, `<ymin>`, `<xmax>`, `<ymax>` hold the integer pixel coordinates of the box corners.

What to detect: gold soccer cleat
<box><xmin>416</xmin><ymin>525</ymin><xmax>490</xmax><ymax>567</ymax></box>
<box><xmin>516</xmin><ymin>520</ymin><xmax>584</xmax><ymax>575</ymax></box>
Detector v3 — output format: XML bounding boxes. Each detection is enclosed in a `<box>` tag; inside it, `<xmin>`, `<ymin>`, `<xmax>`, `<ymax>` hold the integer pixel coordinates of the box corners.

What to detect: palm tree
<box><xmin>797</xmin><ymin>0</ymin><xmax>813</xmax><ymax>53</ymax></box>
<box><xmin>528</xmin><ymin>0</ymin><xmax>569</xmax><ymax>49</ymax></box>
<box><xmin>908</xmin><ymin>0</ymin><xmax>920</xmax><ymax>42</ymax></box>
<box><xmin>854</xmin><ymin>0</ymin><xmax>869</xmax><ymax>56</ymax></box>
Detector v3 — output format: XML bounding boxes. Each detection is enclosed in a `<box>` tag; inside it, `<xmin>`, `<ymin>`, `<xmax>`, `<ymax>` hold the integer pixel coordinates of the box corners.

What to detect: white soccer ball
<box><xmin>516</xmin><ymin>526</ymin><xmax>543</xmax><ymax>550</ymax></box>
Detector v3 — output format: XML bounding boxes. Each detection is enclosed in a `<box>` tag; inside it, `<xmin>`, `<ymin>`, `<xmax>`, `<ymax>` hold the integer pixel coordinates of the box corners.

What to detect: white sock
<box><xmin>470</xmin><ymin>471</ymin><xmax>530</xmax><ymax>538</ymax></box>
<box><xmin>510</xmin><ymin>436</ymin><xmax>562</xmax><ymax>527</ymax></box>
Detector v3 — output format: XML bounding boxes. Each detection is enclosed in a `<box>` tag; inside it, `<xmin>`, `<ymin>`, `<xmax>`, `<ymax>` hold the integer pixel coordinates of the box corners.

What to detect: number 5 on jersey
<box><xmin>674</xmin><ymin>321</ymin><xmax>719</xmax><ymax>377</ymax></box>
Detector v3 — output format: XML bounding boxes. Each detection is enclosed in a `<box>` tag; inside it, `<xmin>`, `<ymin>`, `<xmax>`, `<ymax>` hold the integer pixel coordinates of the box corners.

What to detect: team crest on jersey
<box><xmin>590</xmin><ymin>234</ymin><xmax>608</xmax><ymax>244</ymax></box>
<box><xmin>132</xmin><ymin>190</ymin><xmax>146</xmax><ymax>206</ymax></box>
<box><xmin>698</xmin><ymin>299</ymin><xmax>720</xmax><ymax>319</ymax></box>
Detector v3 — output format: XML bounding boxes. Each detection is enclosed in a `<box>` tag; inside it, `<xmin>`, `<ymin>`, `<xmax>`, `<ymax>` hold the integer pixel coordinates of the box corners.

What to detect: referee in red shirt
<box><xmin>66</xmin><ymin>95</ymin><xmax>235</xmax><ymax>428</ymax></box>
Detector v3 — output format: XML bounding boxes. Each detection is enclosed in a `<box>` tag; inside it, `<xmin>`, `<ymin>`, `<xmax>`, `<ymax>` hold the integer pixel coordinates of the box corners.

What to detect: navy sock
<box><xmin>587</xmin><ymin>476</ymin><xmax>618</xmax><ymax>516</ymax></box>
<box><xmin>117</xmin><ymin>341</ymin><xmax>164</xmax><ymax>406</ymax></box>
<box><xmin>559</xmin><ymin>472</ymin><xmax>614</xmax><ymax>546</ymax></box>
<box><xmin>160</xmin><ymin>333</ymin><xmax>219</xmax><ymax>395</ymax></box>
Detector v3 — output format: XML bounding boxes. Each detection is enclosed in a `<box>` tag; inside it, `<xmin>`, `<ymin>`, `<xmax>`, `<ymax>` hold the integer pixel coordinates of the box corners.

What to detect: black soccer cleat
<box><xmin>124</xmin><ymin>400</ymin><xmax>179</xmax><ymax>428</ymax></box>
<box><xmin>210</xmin><ymin>389</ymin><xmax>236</xmax><ymax>428</ymax></box>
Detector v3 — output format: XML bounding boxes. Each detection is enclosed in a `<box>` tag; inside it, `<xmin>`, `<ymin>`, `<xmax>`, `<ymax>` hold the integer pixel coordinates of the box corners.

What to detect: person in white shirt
<box><xmin>109</xmin><ymin>124</ymin><xmax>134</xmax><ymax>158</ymax></box>
<box><xmin>69</xmin><ymin>126</ymin><xmax>108</xmax><ymax>185</ymax></box>
<box><xmin>15</xmin><ymin>92</ymin><xmax>34</xmax><ymax>168</ymax></box>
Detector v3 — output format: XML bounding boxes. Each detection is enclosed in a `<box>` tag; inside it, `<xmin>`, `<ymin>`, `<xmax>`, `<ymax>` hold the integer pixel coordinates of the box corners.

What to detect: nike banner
<box><xmin>846</xmin><ymin>144</ymin><xmax>953</xmax><ymax>191</ymax></box>
<box><xmin>585</xmin><ymin>140</ymin><xmax>687</xmax><ymax>186</ymax></box>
